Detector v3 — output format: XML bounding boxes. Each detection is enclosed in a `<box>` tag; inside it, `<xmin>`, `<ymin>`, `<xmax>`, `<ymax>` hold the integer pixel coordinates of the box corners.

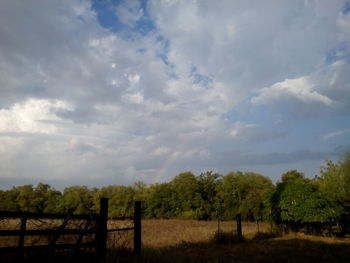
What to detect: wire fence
<box><xmin>107</xmin><ymin>218</ymin><xmax>134</xmax><ymax>251</ymax></box>
<box><xmin>0</xmin><ymin>200</ymin><xmax>142</xmax><ymax>262</ymax></box>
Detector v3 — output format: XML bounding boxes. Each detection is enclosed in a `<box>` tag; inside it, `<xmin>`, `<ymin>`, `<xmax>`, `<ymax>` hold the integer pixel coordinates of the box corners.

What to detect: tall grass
<box><xmin>2</xmin><ymin>218</ymin><xmax>350</xmax><ymax>263</ymax></box>
<box><xmin>140</xmin><ymin>219</ymin><xmax>269</xmax><ymax>248</ymax></box>
<box><xmin>108</xmin><ymin>220</ymin><xmax>350</xmax><ymax>263</ymax></box>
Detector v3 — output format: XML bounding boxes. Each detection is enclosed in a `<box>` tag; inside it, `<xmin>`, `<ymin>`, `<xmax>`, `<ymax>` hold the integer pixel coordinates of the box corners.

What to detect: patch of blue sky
<box><xmin>91</xmin><ymin>0</ymin><xmax>122</xmax><ymax>32</ymax></box>
<box><xmin>91</xmin><ymin>0</ymin><xmax>155</xmax><ymax>36</ymax></box>
<box><xmin>221</xmin><ymin>100</ymin><xmax>350</xmax><ymax>155</ymax></box>
<box><xmin>220</xmin><ymin>99</ymin><xmax>271</xmax><ymax>124</ymax></box>
<box><xmin>271</xmin><ymin>111</ymin><xmax>350</xmax><ymax>152</ymax></box>
<box><xmin>152</xmin><ymin>35</ymin><xmax>171</xmax><ymax>64</ymax></box>
<box><xmin>190</xmin><ymin>65</ymin><xmax>213</xmax><ymax>87</ymax></box>
<box><xmin>342</xmin><ymin>1</ymin><xmax>350</xmax><ymax>14</ymax></box>
<box><xmin>325</xmin><ymin>43</ymin><xmax>350</xmax><ymax>64</ymax></box>
<box><xmin>136</xmin><ymin>0</ymin><xmax>156</xmax><ymax>33</ymax></box>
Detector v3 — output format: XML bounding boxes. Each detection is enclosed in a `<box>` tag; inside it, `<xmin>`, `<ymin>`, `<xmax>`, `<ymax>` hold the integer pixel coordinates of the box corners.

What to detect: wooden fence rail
<box><xmin>0</xmin><ymin>199</ymin><xmax>142</xmax><ymax>262</ymax></box>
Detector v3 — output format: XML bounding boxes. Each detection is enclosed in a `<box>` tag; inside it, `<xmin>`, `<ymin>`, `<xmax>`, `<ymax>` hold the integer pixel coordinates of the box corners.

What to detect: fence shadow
<box><xmin>109</xmin><ymin>236</ymin><xmax>350</xmax><ymax>263</ymax></box>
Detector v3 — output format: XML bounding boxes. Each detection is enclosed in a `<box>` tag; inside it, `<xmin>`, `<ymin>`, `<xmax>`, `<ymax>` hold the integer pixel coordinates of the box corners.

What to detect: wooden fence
<box><xmin>0</xmin><ymin>199</ymin><xmax>142</xmax><ymax>262</ymax></box>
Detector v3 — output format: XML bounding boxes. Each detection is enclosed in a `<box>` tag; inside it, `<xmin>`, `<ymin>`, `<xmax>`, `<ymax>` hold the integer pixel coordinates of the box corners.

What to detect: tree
<box><xmin>145</xmin><ymin>183</ymin><xmax>178</xmax><ymax>218</ymax></box>
<box><xmin>281</xmin><ymin>170</ymin><xmax>306</xmax><ymax>184</ymax></box>
<box><xmin>268</xmin><ymin>170</ymin><xmax>336</xmax><ymax>233</ymax></box>
<box><xmin>0</xmin><ymin>188</ymin><xmax>20</xmax><ymax>211</ymax></box>
<box><xmin>197</xmin><ymin>171</ymin><xmax>221</xmax><ymax>220</ymax></box>
<box><xmin>171</xmin><ymin>172</ymin><xmax>202</xmax><ymax>218</ymax></box>
<box><xmin>102</xmin><ymin>185</ymin><xmax>135</xmax><ymax>217</ymax></box>
<box><xmin>279</xmin><ymin>182</ymin><xmax>336</xmax><ymax>232</ymax></box>
<box><xmin>16</xmin><ymin>185</ymin><xmax>38</xmax><ymax>213</ymax></box>
<box><xmin>216</xmin><ymin>172</ymin><xmax>273</xmax><ymax>221</ymax></box>
<box><xmin>215</xmin><ymin>173</ymin><xmax>240</xmax><ymax>220</ymax></box>
<box><xmin>236</xmin><ymin>172</ymin><xmax>273</xmax><ymax>221</ymax></box>
<box><xmin>33</xmin><ymin>183</ymin><xmax>61</xmax><ymax>213</ymax></box>
<box><xmin>60</xmin><ymin>186</ymin><xmax>94</xmax><ymax>214</ymax></box>
<box><xmin>318</xmin><ymin>152</ymin><xmax>350</xmax><ymax>232</ymax></box>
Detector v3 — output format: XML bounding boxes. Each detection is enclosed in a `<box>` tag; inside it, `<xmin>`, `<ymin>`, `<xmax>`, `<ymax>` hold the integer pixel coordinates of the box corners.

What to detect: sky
<box><xmin>1</xmin><ymin>0</ymin><xmax>350</xmax><ymax>189</ymax></box>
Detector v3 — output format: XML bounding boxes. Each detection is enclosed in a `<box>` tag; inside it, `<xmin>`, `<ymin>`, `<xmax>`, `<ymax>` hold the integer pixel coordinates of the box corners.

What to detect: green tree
<box><xmin>197</xmin><ymin>171</ymin><xmax>221</xmax><ymax>220</ymax></box>
<box><xmin>0</xmin><ymin>188</ymin><xmax>20</xmax><ymax>211</ymax></box>
<box><xmin>268</xmin><ymin>170</ymin><xmax>336</xmax><ymax>233</ymax></box>
<box><xmin>279</xmin><ymin>182</ymin><xmax>336</xmax><ymax>229</ymax></box>
<box><xmin>281</xmin><ymin>170</ymin><xmax>307</xmax><ymax>184</ymax></box>
<box><xmin>238</xmin><ymin>172</ymin><xmax>273</xmax><ymax>221</ymax></box>
<box><xmin>215</xmin><ymin>173</ymin><xmax>240</xmax><ymax>220</ymax></box>
<box><xmin>145</xmin><ymin>183</ymin><xmax>178</xmax><ymax>218</ymax></box>
<box><xmin>60</xmin><ymin>186</ymin><xmax>94</xmax><ymax>214</ymax></box>
<box><xmin>216</xmin><ymin>172</ymin><xmax>273</xmax><ymax>221</ymax></box>
<box><xmin>318</xmin><ymin>152</ymin><xmax>350</xmax><ymax>232</ymax></box>
<box><xmin>105</xmin><ymin>185</ymin><xmax>135</xmax><ymax>217</ymax></box>
<box><xmin>33</xmin><ymin>183</ymin><xmax>62</xmax><ymax>213</ymax></box>
<box><xmin>171</xmin><ymin>172</ymin><xmax>202</xmax><ymax>218</ymax></box>
<box><xmin>16</xmin><ymin>185</ymin><xmax>38</xmax><ymax>212</ymax></box>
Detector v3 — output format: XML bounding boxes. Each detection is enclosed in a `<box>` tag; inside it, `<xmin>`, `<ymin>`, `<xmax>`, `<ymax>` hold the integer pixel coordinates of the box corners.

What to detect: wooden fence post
<box><xmin>134</xmin><ymin>201</ymin><xmax>141</xmax><ymax>254</ymax></box>
<box><xmin>18</xmin><ymin>213</ymin><xmax>27</xmax><ymax>262</ymax></box>
<box><xmin>236</xmin><ymin>213</ymin><xmax>243</xmax><ymax>241</ymax></box>
<box><xmin>96</xmin><ymin>198</ymin><xmax>108</xmax><ymax>262</ymax></box>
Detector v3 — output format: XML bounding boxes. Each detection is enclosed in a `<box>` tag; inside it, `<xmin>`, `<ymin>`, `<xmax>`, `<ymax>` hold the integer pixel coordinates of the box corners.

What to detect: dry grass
<box><xmin>2</xmin><ymin>218</ymin><xmax>350</xmax><ymax>263</ymax></box>
<box><xmin>275</xmin><ymin>231</ymin><xmax>350</xmax><ymax>245</ymax></box>
<box><xmin>108</xmin><ymin>220</ymin><xmax>350</xmax><ymax>263</ymax></box>
<box><xmin>140</xmin><ymin>219</ymin><xmax>269</xmax><ymax>248</ymax></box>
<box><xmin>0</xmin><ymin>217</ymin><xmax>97</xmax><ymax>249</ymax></box>
<box><xmin>107</xmin><ymin>219</ymin><xmax>134</xmax><ymax>250</ymax></box>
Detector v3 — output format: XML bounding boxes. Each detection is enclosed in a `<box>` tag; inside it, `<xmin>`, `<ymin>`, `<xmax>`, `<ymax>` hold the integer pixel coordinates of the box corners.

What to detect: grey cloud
<box><xmin>1</xmin><ymin>0</ymin><xmax>349</xmax><ymax>187</ymax></box>
<box><xmin>216</xmin><ymin>148</ymin><xmax>348</xmax><ymax>168</ymax></box>
<box><xmin>148</xmin><ymin>0</ymin><xmax>349</xmax><ymax>111</ymax></box>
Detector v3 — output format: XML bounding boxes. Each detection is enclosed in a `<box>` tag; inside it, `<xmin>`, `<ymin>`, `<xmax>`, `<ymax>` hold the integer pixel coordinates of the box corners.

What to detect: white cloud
<box><xmin>148</xmin><ymin>0</ymin><xmax>346</xmax><ymax>104</ymax></box>
<box><xmin>0</xmin><ymin>99</ymin><xmax>73</xmax><ymax>134</ymax></box>
<box><xmin>152</xmin><ymin>146</ymin><xmax>170</xmax><ymax>156</ymax></box>
<box><xmin>115</xmin><ymin>0</ymin><xmax>143</xmax><ymax>27</ymax></box>
<box><xmin>337</xmin><ymin>10</ymin><xmax>350</xmax><ymax>42</ymax></box>
<box><xmin>122</xmin><ymin>92</ymin><xmax>144</xmax><ymax>104</ymax></box>
<box><xmin>251</xmin><ymin>76</ymin><xmax>333</xmax><ymax>105</ymax></box>
<box><xmin>0</xmin><ymin>0</ymin><xmax>349</xmax><ymax>186</ymax></box>
<box><xmin>323</xmin><ymin>128</ymin><xmax>350</xmax><ymax>140</ymax></box>
<box><xmin>229</xmin><ymin>122</ymin><xmax>257</xmax><ymax>138</ymax></box>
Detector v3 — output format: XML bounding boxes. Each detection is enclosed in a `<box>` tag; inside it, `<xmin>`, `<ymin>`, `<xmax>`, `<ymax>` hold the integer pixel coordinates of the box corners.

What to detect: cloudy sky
<box><xmin>1</xmin><ymin>0</ymin><xmax>350</xmax><ymax>189</ymax></box>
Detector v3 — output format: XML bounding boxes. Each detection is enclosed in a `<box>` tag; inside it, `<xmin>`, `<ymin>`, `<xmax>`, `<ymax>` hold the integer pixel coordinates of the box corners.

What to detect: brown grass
<box><xmin>108</xmin><ymin>220</ymin><xmax>350</xmax><ymax>263</ymax></box>
<box><xmin>0</xmin><ymin>217</ymin><xmax>97</xmax><ymax>249</ymax></box>
<box><xmin>140</xmin><ymin>219</ymin><xmax>269</xmax><ymax>248</ymax></box>
<box><xmin>2</xmin><ymin>218</ymin><xmax>350</xmax><ymax>263</ymax></box>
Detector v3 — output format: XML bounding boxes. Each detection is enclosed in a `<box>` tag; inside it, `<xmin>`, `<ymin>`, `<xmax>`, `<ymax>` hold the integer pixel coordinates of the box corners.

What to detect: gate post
<box><xmin>236</xmin><ymin>213</ymin><xmax>243</xmax><ymax>241</ymax></box>
<box><xmin>96</xmin><ymin>198</ymin><xmax>108</xmax><ymax>261</ymax></box>
<box><xmin>134</xmin><ymin>201</ymin><xmax>141</xmax><ymax>254</ymax></box>
<box><xmin>18</xmin><ymin>213</ymin><xmax>27</xmax><ymax>262</ymax></box>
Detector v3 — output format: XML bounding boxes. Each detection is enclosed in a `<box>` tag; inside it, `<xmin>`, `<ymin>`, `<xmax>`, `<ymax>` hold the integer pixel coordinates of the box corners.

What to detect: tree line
<box><xmin>1</xmin><ymin>153</ymin><xmax>349</xmax><ymax>233</ymax></box>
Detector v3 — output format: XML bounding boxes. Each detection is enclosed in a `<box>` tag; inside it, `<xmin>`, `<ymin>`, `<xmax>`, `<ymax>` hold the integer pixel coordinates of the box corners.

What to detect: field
<box><xmin>109</xmin><ymin>219</ymin><xmax>350</xmax><ymax>263</ymax></box>
<box><xmin>140</xmin><ymin>219</ymin><xmax>268</xmax><ymax>247</ymax></box>
<box><xmin>1</xmin><ymin>218</ymin><xmax>350</xmax><ymax>262</ymax></box>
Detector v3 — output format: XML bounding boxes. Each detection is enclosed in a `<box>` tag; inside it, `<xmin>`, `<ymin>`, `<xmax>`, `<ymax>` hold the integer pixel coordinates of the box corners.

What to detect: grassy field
<box><xmin>108</xmin><ymin>219</ymin><xmax>350</xmax><ymax>263</ymax></box>
<box><xmin>1</xmin><ymin>218</ymin><xmax>350</xmax><ymax>262</ymax></box>
<box><xmin>140</xmin><ymin>219</ymin><xmax>268</xmax><ymax>247</ymax></box>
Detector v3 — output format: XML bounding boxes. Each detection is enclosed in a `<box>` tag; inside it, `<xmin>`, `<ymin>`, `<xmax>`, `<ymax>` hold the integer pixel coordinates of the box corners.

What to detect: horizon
<box><xmin>1</xmin><ymin>0</ymin><xmax>350</xmax><ymax>189</ymax></box>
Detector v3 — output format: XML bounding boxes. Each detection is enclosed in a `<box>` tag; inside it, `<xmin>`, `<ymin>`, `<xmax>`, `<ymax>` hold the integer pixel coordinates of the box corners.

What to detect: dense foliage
<box><xmin>1</xmin><ymin>153</ymin><xmax>349</xmax><ymax>233</ymax></box>
<box><xmin>0</xmin><ymin>171</ymin><xmax>272</xmax><ymax>221</ymax></box>
<box><xmin>267</xmin><ymin>154</ymin><xmax>350</xmax><ymax>233</ymax></box>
